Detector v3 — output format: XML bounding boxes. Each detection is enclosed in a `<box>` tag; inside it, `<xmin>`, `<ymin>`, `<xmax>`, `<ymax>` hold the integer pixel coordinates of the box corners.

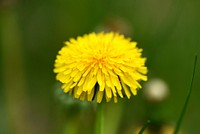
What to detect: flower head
<box><xmin>54</xmin><ymin>32</ymin><xmax>147</xmax><ymax>103</ymax></box>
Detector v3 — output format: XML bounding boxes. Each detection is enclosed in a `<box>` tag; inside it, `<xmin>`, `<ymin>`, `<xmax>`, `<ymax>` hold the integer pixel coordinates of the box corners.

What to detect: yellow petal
<box><xmin>114</xmin><ymin>96</ymin><xmax>118</xmax><ymax>103</ymax></box>
<box><xmin>122</xmin><ymin>82</ymin><xmax>131</xmax><ymax>99</ymax></box>
<box><xmin>87</xmin><ymin>88</ymin><xmax>95</xmax><ymax>101</ymax></box>
<box><xmin>110</xmin><ymin>75</ymin><xmax>122</xmax><ymax>91</ymax></box>
<box><xmin>80</xmin><ymin>92</ymin><xmax>86</xmax><ymax>101</ymax></box>
<box><xmin>82</xmin><ymin>66</ymin><xmax>92</xmax><ymax>77</ymax></box>
<box><xmin>63</xmin><ymin>81</ymin><xmax>74</xmax><ymax>93</ymax></box>
<box><xmin>63</xmin><ymin>69</ymin><xmax>72</xmax><ymax>75</ymax></box>
<box><xmin>70</xmin><ymin>69</ymin><xmax>79</xmax><ymax>77</ymax></box>
<box><xmin>99</xmin><ymin>81</ymin><xmax>105</xmax><ymax>92</ymax></box>
<box><xmin>105</xmin><ymin>75</ymin><xmax>113</xmax><ymax>88</ymax></box>
<box><xmin>73</xmin><ymin>72</ymin><xmax>83</xmax><ymax>82</ymax></box>
<box><xmin>78</xmin><ymin>77</ymin><xmax>85</xmax><ymax>86</ymax></box>
<box><xmin>97</xmin><ymin>91</ymin><xmax>104</xmax><ymax>103</ymax></box>
<box><xmin>97</xmin><ymin>69</ymin><xmax>103</xmax><ymax>85</ymax></box>
<box><xmin>70</xmin><ymin>82</ymin><xmax>77</xmax><ymax>89</ymax></box>
<box><xmin>53</xmin><ymin>66</ymin><xmax>66</xmax><ymax>73</ymax></box>
<box><xmin>105</xmin><ymin>86</ymin><xmax>112</xmax><ymax>98</ymax></box>
<box><xmin>76</xmin><ymin>85</ymin><xmax>83</xmax><ymax>96</ymax></box>
<box><xmin>83</xmin><ymin>72</ymin><xmax>93</xmax><ymax>91</ymax></box>
<box><xmin>87</xmin><ymin>76</ymin><xmax>97</xmax><ymax>94</ymax></box>
<box><xmin>113</xmin><ymin>67</ymin><xmax>124</xmax><ymax>76</ymax></box>
<box><xmin>102</xmin><ymin>66</ymin><xmax>109</xmax><ymax>75</ymax></box>
<box><xmin>117</xmin><ymin>90</ymin><xmax>123</xmax><ymax>98</ymax></box>
<box><xmin>97</xmin><ymin>69</ymin><xmax>105</xmax><ymax>91</ymax></box>
<box><xmin>106</xmin><ymin>95</ymin><xmax>111</xmax><ymax>102</ymax></box>
<box><xmin>77</xmin><ymin>63</ymin><xmax>86</xmax><ymax>71</ymax></box>
<box><xmin>130</xmin><ymin>87</ymin><xmax>137</xmax><ymax>95</ymax></box>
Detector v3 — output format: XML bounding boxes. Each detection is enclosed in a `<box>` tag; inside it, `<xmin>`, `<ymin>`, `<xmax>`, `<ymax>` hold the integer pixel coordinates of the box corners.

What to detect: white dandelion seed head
<box><xmin>144</xmin><ymin>78</ymin><xmax>169</xmax><ymax>102</ymax></box>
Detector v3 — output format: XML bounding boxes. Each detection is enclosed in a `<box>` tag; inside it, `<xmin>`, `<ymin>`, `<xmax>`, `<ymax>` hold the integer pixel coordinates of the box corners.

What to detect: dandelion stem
<box><xmin>95</xmin><ymin>103</ymin><xmax>104</xmax><ymax>134</ymax></box>
<box><xmin>174</xmin><ymin>55</ymin><xmax>197</xmax><ymax>134</ymax></box>
<box><xmin>138</xmin><ymin>120</ymin><xmax>151</xmax><ymax>134</ymax></box>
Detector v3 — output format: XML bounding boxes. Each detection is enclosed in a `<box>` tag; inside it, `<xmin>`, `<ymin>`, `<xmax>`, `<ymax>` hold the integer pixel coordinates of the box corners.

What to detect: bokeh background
<box><xmin>0</xmin><ymin>0</ymin><xmax>200</xmax><ymax>134</ymax></box>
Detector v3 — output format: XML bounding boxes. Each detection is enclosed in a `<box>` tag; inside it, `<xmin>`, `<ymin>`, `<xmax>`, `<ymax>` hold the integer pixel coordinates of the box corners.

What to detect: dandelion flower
<box><xmin>54</xmin><ymin>32</ymin><xmax>147</xmax><ymax>103</ymax></box>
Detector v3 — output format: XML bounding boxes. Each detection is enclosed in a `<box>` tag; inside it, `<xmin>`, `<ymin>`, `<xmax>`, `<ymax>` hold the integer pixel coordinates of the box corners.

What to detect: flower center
<box><xmin>91</xmin><ymin>54</ymin><xmax>108</xmax><ymax>68</ymax></box>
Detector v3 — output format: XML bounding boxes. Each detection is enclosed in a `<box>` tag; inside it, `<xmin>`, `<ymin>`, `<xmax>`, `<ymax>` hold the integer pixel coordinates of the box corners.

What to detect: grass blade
<box><xmin>138</xmin><ymin>120</ymin><xmax>151</xmax><ymax>134</ymax></box>
<box><xmin>174</xmin><ymin>55</ymin><xmax>198</xmax><ymax>134</ymax></box>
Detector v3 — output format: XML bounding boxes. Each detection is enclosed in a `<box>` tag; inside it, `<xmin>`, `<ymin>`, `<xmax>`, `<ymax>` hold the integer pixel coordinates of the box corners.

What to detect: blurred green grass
<box><xmin>0</xmin><ymin>0</ymin><xmax>200</xmax><ymax>134</ymax></box>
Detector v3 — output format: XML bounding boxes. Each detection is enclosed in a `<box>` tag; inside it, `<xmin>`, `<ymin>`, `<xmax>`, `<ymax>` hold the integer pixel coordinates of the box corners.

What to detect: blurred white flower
<box><xmin>144</xmin><ymin>78</ymin><xmax>169</xmax><ymax>102</ymax></box>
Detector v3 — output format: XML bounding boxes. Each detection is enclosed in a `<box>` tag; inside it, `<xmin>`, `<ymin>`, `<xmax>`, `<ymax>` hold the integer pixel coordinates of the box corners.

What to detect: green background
<box><xmin>0</xmin><ymin>0</ymin><xmax>199</xmax><ymax>134</ymax></box>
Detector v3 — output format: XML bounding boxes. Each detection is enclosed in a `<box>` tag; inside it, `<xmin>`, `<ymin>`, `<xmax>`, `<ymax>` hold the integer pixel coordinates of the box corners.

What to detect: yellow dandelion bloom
<box><xmin>54</xmin><ymin>32</ymin><xmax>147</xmax><ymax>103</ymax></box>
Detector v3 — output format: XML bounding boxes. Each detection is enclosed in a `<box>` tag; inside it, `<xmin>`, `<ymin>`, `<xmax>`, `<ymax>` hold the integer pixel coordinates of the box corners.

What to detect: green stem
<box><xmin>95</xmin><ymin>103</ymin><xmax>104</xmax><ymax>134</ymax></box>
<box><xmin>138</xmin><ymin>120</ymin><xmax>151</xmax><ymax>134</ymax></box>
<box><xmin>174</xmin><ymin>55</ymin><xmax>198</xmax><ymax>134</ymax></box>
